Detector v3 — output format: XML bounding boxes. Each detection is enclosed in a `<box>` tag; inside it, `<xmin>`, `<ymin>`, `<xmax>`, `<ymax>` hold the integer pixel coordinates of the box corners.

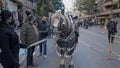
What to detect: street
<box><xmin>19</xmin><ymin>26</ymin><xmax>120</xmax><ymax>68</ymax></box>
<box><xmin>1</xmin><ymin>0</ymin><xmax>120</xmax><ymax>68</ymax></box>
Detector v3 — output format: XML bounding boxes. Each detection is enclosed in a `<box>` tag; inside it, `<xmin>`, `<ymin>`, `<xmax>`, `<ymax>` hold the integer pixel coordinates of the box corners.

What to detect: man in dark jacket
<box><xmin>37</xmin><ymin>16</ymin><xmax>49</xmax><ymax>57</ymax></box>
<box><xmin>106</xmin><ymin>18</ymin><xmax>117</xmax><ymax>43</ymax></box>
<box><xmin>0</xmin><ymin>10</ymin><xmax>20</xmax><ymax>68</ymax></box>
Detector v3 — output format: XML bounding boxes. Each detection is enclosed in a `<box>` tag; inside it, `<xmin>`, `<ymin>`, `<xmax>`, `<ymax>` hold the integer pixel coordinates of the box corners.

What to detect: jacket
<box><xmin>107</xmin><ymin>21</ymin><xmax>117</xmax><ymax>33</ymax></box>
<box><xmin>0</xmin><ymin>23</ymin><xmax>20</xmax><ymax>67</ymax></box>
<box><xmin>37</xmin><ymin>20</ymin><xmax>49</xmax><ymax>39</ymax></box>
<box><xmin>20</xmin><ymin>23</ymin><xmax>38</xmax><ymax>46</ymax></box>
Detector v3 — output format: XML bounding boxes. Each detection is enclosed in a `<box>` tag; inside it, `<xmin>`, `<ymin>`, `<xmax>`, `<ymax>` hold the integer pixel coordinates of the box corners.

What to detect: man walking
<box><xmin>106</xmin><ymin>18</ymin><xmax>117</xmax><ymax>43</ymax></box>
<box><xmin>37</xmin><ymin>16</ymin><xmax>49</xmax><ymax>57</ymax></box>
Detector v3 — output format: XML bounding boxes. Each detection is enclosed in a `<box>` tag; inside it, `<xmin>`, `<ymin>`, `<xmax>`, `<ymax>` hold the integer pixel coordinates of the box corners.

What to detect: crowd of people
<box><xmin>0</xmin><ymin>9</ymin><xmax>118</xmax><ymax>68</ymax></box>
<box><xmin>0</xmin><ymin>9</ymin><xmax>50</xmax><ymax>68</ymax></box>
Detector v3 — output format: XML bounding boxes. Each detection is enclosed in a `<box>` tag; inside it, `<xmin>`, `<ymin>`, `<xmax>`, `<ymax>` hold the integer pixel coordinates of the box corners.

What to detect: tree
<box><xmin>36</xmin><ymin>0</ymin><xmax>64</xmax><ymax>17</ymax></box>
<box><xmin>76</xmin><ymin>0</ymin><xmax>95</xmax><ymax>15</ymax></box>
<box><xmin>52</xmin><ymin>0</ymin><xmax>65</xmax><ymax>10</ymax></box>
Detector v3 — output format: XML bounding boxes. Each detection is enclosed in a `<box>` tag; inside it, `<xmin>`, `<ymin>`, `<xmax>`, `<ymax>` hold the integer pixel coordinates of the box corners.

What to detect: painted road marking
<box><xmin>79</xmin><ymin>38</ymin><xmax>105</xmax><ymax>53</ymax></box>
<box><xmin>80</xmin><ymin>28</ymin><xmax>120</xmax><ymax>45</ymax></box>
<box><xmin>80</xmin><ymin>28</ymin><xmax>107</xmax><ymax>39</ymax></box>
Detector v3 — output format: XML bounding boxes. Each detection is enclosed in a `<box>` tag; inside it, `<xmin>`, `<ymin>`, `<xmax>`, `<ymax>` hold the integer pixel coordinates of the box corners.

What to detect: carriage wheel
<box><xmin>68</xmin><ymin>65</ymin><xmax>74</xmax><ymax>68</ymax></box>
<box><xmin>59</xmin><ymin>64</ymin><xmax>65</xmax><ymax>68</ymax></box>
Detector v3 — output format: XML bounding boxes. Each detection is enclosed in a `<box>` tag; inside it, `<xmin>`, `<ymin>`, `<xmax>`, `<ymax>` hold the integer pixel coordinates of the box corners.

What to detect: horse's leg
<box><xmin>59</xmin><ymin>50</ymin><xmax>65</xmax><ymax>68</ymax></box>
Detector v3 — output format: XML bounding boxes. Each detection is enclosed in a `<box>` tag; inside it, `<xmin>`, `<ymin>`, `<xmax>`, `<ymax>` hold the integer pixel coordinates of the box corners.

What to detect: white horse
<box><xmin>51</xmin><ymin>12</ymin><xmax>78</xmax><ymax>68</ymax></box>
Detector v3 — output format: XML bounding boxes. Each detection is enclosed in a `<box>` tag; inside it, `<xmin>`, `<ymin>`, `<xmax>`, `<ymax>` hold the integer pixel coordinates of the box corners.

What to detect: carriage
<box><xmin>51</xmin><ymin>11</ymin><xmax>79</xmax><ymax>68</ymax></box>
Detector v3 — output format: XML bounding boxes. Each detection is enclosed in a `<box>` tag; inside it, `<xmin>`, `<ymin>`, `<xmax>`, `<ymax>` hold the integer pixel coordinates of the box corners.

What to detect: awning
<box><xmin>96</xmin><ymin>9</ymin><xmax>120</xmax><ymax>16</ymax></box>
<box><xmin>101</xmin><ymin>1</ymin><xmax>116</xmax><ymax>7</ymax></box>
<box><xmin>112</xmin><ymin>9</ymin><xmax>120</xmax><ymax>14</ymax></box>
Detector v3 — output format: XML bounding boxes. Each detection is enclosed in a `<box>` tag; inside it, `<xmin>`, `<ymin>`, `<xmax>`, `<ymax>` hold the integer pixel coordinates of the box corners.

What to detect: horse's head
<box><xmin>51</xmin><ymin>13</ymin><xmax>74</xmax><ymax>39</ymax></box>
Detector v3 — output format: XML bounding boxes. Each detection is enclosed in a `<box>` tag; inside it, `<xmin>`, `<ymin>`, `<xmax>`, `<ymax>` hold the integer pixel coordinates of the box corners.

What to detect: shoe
<box><xmin>37</xmin><ymin>53</ymin><xmax>42</xmax><ymax>57</ymax></box>
<box><xmin>30</xmin><ymin>64</ymin><xmax>39</xmax><ymax>66</ymax></box>
<box><xmin>44</xmin><ymin>55</ymin><xmax>47</xmax><ymax>58</ymax></box>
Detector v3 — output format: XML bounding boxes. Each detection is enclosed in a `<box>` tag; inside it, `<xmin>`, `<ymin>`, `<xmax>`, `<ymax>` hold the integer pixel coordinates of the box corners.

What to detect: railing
<box><xmin>19</xmin><ymin>38</ymin><xmax>48</xmax><ymax>65</ymax></box>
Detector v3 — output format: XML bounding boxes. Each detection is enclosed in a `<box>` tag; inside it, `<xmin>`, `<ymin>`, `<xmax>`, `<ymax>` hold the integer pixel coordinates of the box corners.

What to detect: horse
<box><xmin>51</xmin><ymin>12</ymin><xmax>79</xmax><ymax>68</ymax></box>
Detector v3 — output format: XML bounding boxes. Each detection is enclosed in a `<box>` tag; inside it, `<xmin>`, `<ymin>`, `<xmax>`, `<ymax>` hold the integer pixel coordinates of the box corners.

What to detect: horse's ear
<box><xmin>70</xmin><ymin>15</ymin><xmax>78</xmax><ymax>19</ymax></box>
<box><xmin>72</xmin><ymin>16</ymin><xmax>78</xmax><ymax>19</ymax></box>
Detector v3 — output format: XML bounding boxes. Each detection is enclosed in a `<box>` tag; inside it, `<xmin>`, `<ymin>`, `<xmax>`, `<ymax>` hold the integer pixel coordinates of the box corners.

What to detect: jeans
<box><xmin>48</xmin><ymin>29</ymin><xmax>51</xmax><ymax>37</ymax></box>
<box><xmin>39</xmin><ymin>40</ymin><xmax>47</xmax><ymax>55</ymax></box>
<box><xmin>27</xmin><ymin>46</ymin><xmax>35</xmax><ymax>65</ymax></box>
<box><xmin>108</xmin><ymin>31</ymin><xmax>115</xmax><ymax>43</ymax></box>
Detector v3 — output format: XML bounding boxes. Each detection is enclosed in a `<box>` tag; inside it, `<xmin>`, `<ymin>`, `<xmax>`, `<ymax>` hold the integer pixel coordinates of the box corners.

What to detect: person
<box><xmin>20</xmin><ymin>15</ymin><xmax>39</xmax><ymax>68</ymax></box>
<box><xmin>0</xmin><ymin>10</ymin><xmax>20</xmax><ymax>68</ymax></box>
<box><xmin>106</xmin><ymin>18</ymin><xmax>117</xmax><ymax>43</ymax></box>
<box><xmin>18</xmin><ymin>10</ymin><xmax>23</xmax><ymax>27</ymax></box>
<box><xmin>37</xmin><ymin>16</ymin><xmax>49</xmax><ymax>57</ymax></box>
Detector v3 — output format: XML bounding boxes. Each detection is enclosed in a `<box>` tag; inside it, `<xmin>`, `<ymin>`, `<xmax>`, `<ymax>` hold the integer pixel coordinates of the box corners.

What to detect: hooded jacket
<box><xmin>0</xmin><ymin>10</ymin><xmax>20</xmax><ymax>67</ymax></box>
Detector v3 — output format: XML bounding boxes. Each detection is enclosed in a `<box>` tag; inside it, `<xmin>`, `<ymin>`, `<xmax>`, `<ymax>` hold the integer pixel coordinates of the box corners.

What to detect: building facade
<box><xmin>95</xmin><ymin>0</ymin><xmax>120</xmax><ymax>31</ymax></box>
<box><xmin>0</xmin><ymin>0</ymin><xmax>37</xmax><ymax>23</ymax></box>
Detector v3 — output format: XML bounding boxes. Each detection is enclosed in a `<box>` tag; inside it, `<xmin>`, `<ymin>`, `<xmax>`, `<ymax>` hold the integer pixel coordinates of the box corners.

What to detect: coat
<box><xmin>107</xmin><ymin>21</ymin><xmax>117</xmax><ymax>33</ymax></box>
<box><xmin>0</xmin><ymin>23</ymin><xmax>20</xmax><ymax>67</ymax></box>
<box><xmin>20</xmin><ymin>23</ymin><xmax>38</xmax><ymax>46</ymax></box>
<box><xmin>36</xmin><ymin>20</ymin><xmax>49</xmax><ymax>39</ymax></box>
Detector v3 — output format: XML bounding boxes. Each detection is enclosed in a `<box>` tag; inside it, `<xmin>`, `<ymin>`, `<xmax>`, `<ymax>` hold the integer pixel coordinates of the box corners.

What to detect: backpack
<box><xmin>110</xmin><ymin>21</ymin><xmax>117</xmax><ymax>33</ymax></box>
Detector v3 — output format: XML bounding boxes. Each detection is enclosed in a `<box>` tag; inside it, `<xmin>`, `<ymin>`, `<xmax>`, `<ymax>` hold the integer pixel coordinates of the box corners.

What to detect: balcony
<box><xmin>11</xmin><ymin>0</ymin><xmax>37</xmax><ymax>10</ymax></box>
<box><xmin>101</xmin><ymin>1</ymin><xmax>115</xmax><ymax>7</ymax></box>
<box><xmin>113</xmin><ymin>0</ymin><xmax>119</xmax><ymax>3</ymax></box>
<box><xmin>99</xmin><ymin>10</ymin><xmax>112</xmax><ymax>15</ymax></box>
<box><xmin>112</xmin><ymin>9</ymin><xmax>120</xmax><ymax>14</ymax></box>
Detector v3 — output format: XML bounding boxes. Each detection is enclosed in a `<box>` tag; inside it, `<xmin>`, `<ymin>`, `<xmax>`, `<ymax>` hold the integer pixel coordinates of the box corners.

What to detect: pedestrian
<box><xmin>0</xmin><ymin>10</ymin><xmax>20</xmax><ymax>68</ymax></box>
<box><xmin>37</xmin><ymin>16</ymin><xmax>49</xmax><ymax>57</ymax></box>
<box><xmin>20</xmin><ymin>15</ymin><xmax>39</xmax><ymax>68</ymax></box>
<box><xmin>106</xmin><ymin>18</ymin><xmax>117</xmax><ymax>43</ymax></box>
<box><xmin>18</xmin><ymin>10</ymin><xmax>23</xmax><ymax>27</ymax></box>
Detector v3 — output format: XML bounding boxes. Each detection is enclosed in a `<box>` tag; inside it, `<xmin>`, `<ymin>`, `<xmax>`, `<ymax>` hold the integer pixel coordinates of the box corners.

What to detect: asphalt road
<box><xmin>1</xmin><ymin>26</ymin><xmax>120</xmax><ymax>68</ymax></box>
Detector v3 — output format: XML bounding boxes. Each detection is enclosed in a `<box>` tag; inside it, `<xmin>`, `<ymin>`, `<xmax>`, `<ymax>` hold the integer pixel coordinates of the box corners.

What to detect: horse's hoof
<box><xmin>68</xmin><ymin>65</ymin><xmax>74</xmax><ymax>68</ymax></box>
<box><xmin>59</xmin><ymin>64</ymin><xmax>65</xmax><ymax>68</ymax></box>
